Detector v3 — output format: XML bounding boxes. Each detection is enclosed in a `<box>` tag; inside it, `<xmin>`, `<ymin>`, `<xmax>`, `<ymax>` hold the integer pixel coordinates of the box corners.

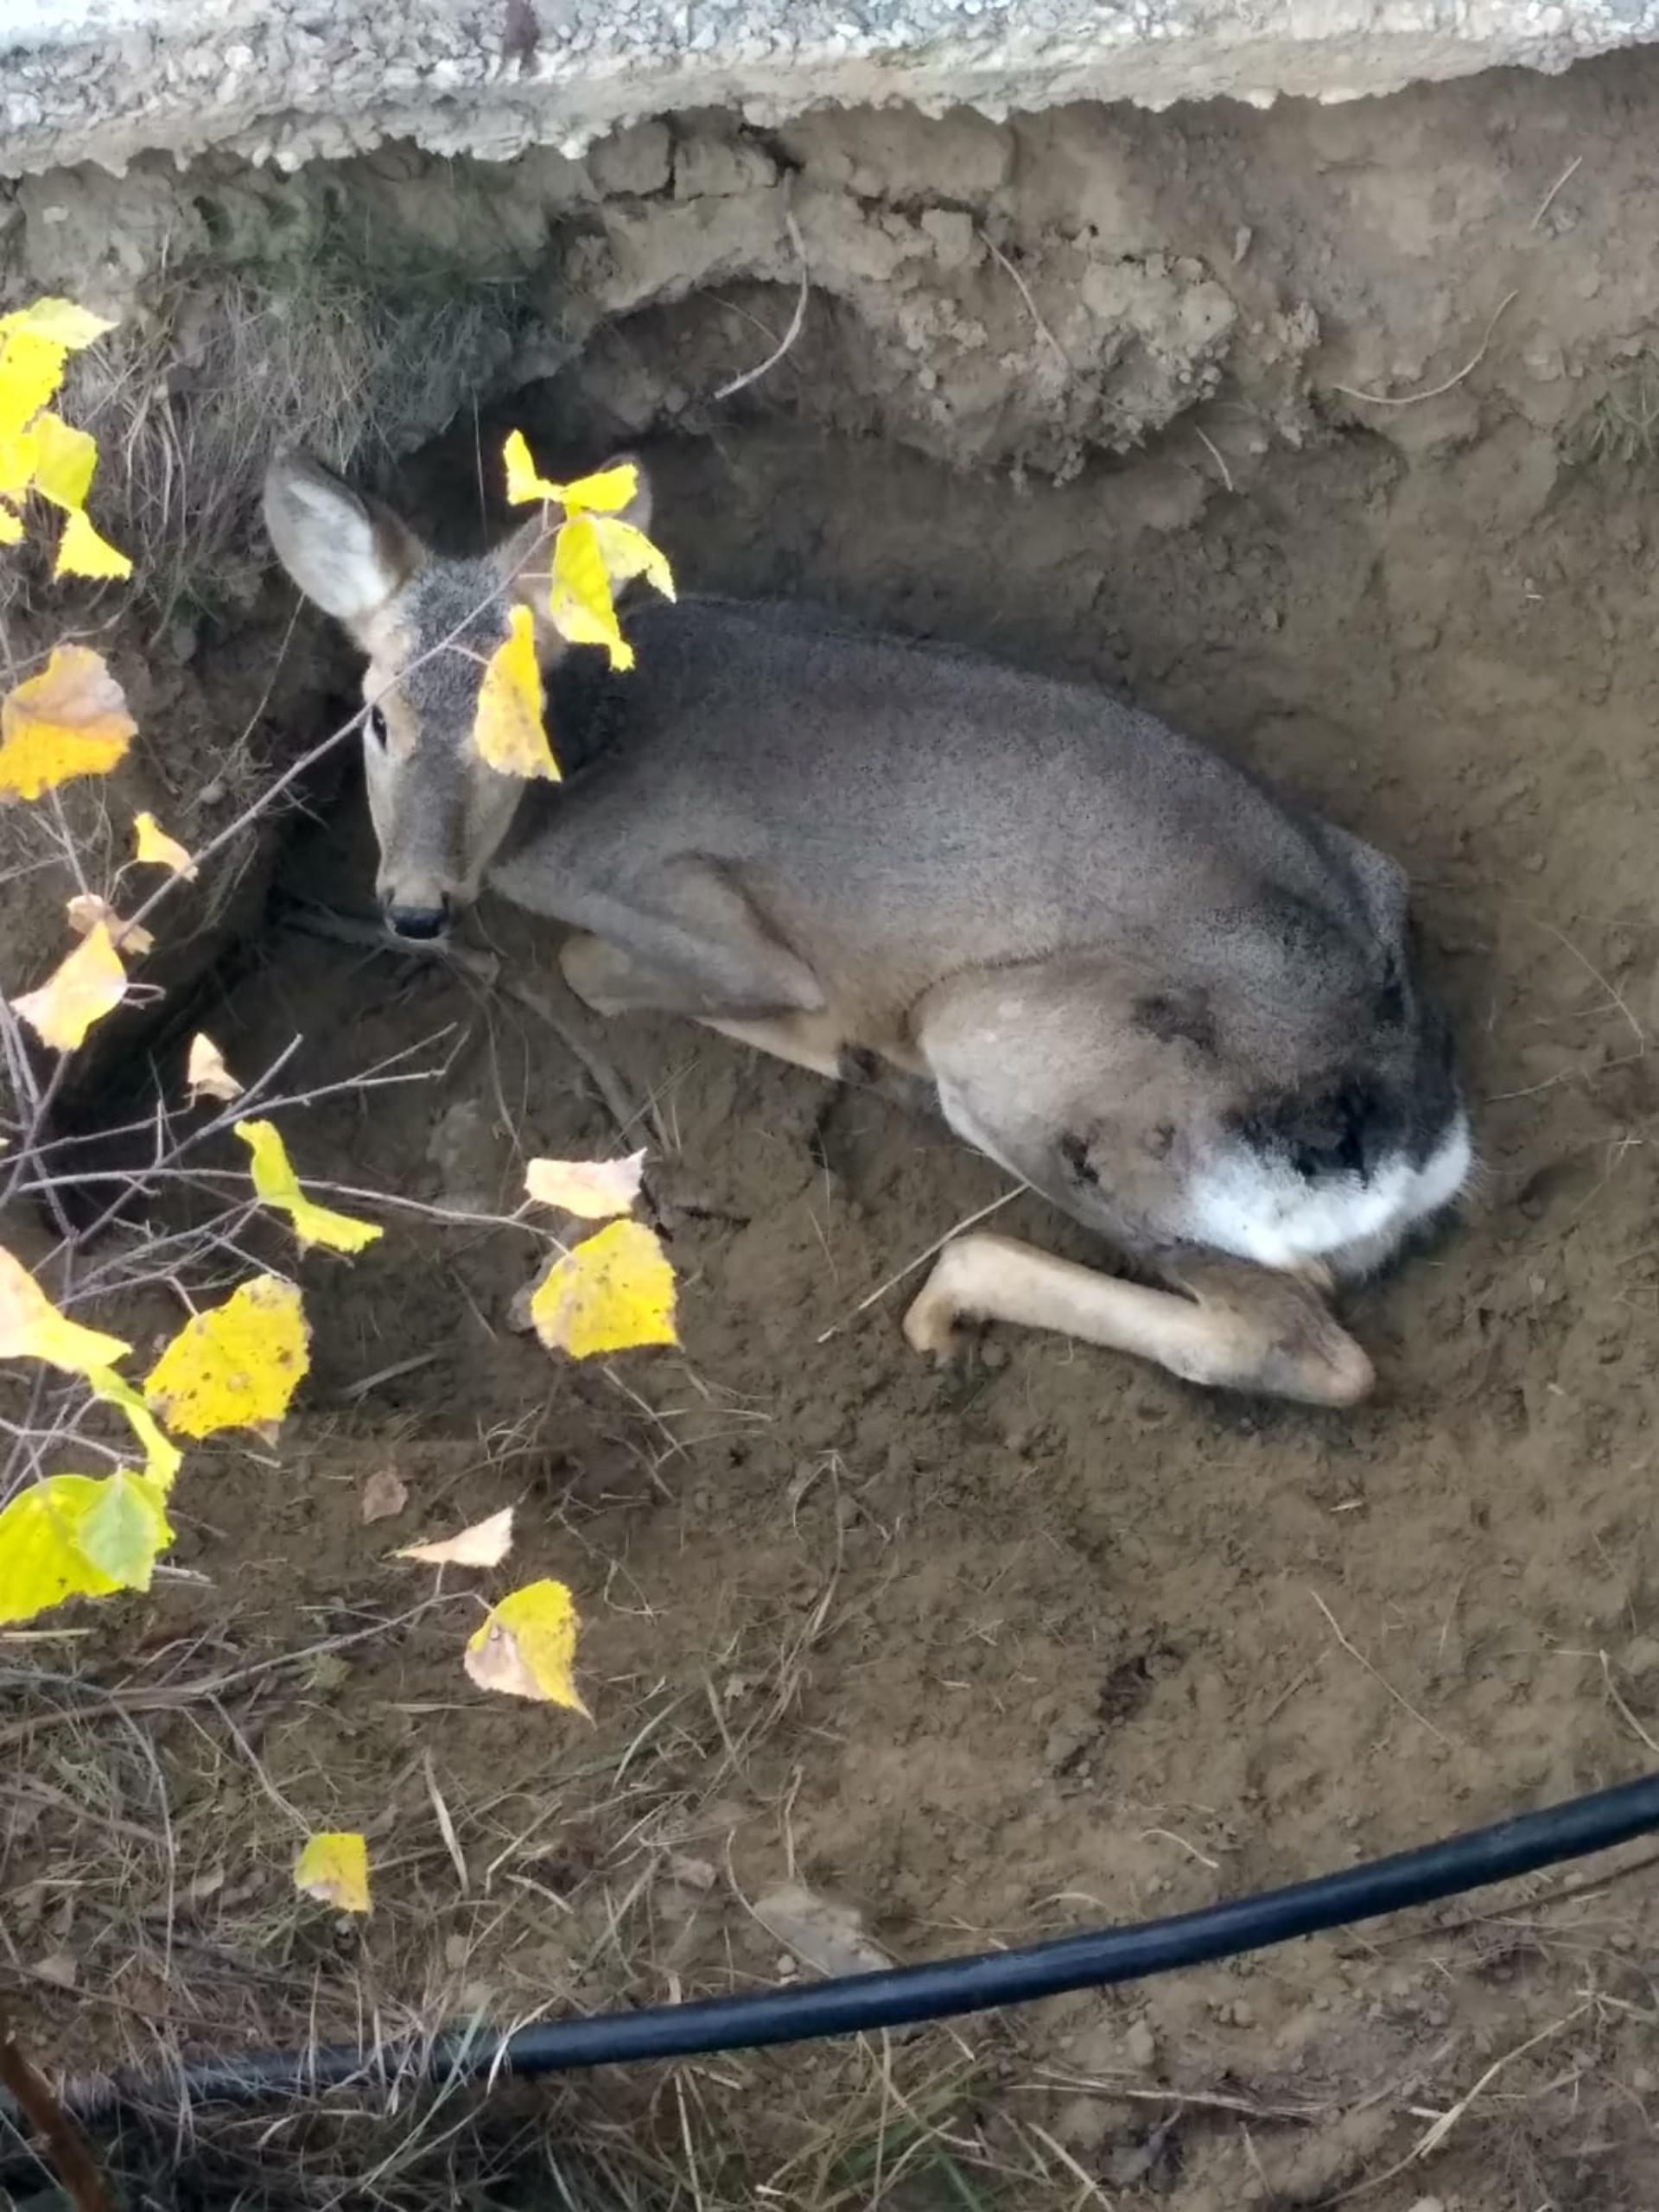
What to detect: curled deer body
<box><xmin>265</xmin><ymin>450</ymin><xmax>1471</xmax><ymax>1404</ymax></box>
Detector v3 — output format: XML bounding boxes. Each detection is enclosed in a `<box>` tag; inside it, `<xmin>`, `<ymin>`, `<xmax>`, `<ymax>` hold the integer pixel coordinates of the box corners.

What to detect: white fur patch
<box><xmin>1183</xmin><ymin>1112</ymin><xmax>1473</xmax><ymax>1273</ymax></box>
<box><xmin>935</xmin><ymin>1074</ymin><xmax>1473</xmax><ymax>1276</ymax></box>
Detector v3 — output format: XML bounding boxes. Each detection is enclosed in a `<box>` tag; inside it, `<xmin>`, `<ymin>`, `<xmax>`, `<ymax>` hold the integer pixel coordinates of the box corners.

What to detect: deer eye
<box><xmin>366</xmin><ymin>704</ymin><xmax>389</xmax><ymax>748</ymax></box>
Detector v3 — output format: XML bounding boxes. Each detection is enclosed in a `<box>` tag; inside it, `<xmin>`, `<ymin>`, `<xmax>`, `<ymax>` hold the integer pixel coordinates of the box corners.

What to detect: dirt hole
<box><xmin>10</xmin><ymin>54</ymin><xmax>1659</xmax><ymax>2212</ymax></box>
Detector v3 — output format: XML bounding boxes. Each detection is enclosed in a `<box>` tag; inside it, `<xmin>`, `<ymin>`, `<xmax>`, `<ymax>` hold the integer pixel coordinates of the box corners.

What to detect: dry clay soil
<box><xmin>17</xmin><ymin>397</ymin><xmax>1659</xmax><ymax>2208</ymax></box>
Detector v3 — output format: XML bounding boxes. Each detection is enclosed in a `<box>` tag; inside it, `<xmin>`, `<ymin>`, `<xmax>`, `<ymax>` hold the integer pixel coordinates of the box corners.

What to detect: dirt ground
<box><xmin>18</xmin><ymin>48</ymin><xmax>1659</xmax><ymax>2202</ymax></box>
<box><xmin>8</xmin><ymin>399</ymin><xmax>1659</xmax><ymax>2209</ymax></box>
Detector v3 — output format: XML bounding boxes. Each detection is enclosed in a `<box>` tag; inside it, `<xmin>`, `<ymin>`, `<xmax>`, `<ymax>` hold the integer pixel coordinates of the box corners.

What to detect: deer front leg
<box><xmin>902</xmin><ymin>1233</ymin><xmax>1374</xmax><ymax>1407</ymax></box>
<box><xmin>559</xmin><ymin>932</ymin><xmax>849</xmax><ymax>1080</ymax></box>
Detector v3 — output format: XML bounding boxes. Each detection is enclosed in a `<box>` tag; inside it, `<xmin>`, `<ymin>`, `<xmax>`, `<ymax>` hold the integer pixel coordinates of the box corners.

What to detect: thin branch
<box><xmin>714</xmin><ymin>212</ymin><xmax>810</xmax><ymax>402</ymax></box>
<box><xmin>0</xmin><ymin>1991</ymin><xmax>116</xmax><ymax>2212</ymax></box>
<box><xmin>1332</xmin><ymin>291</ymin><xmax>1516</xmax><ymax>410</ymax></box>
<box><xmin>1309</xmin><ymin>1588</ymin><xmax>1452</xmax><ymax>1748</ymax></box>
<box><xmin>1601</xmin><ymin>1649</ymin><xmax>1659</xmax><ymax>1756</ymax></box>
<box><xmin>979</xmin><ymin>229</ymin><xmax>1070</xmax><ymax>373</ymax></box>
<box><xmin>279</xmin><ymin>901</ymin><xmax>658</xmax><ymax>1145</ymax></box>
<box><xmin>1530</xmin><ymin>155</ymin><xmax>1583</xmax><ymax>231</ymax></box>
<box><xmin>817</xmin><ymin>1185</ymin><xmax>1024</xmax><ymax>1342</ymax></box>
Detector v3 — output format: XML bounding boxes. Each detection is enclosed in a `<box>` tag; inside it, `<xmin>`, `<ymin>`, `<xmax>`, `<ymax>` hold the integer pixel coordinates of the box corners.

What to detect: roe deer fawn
<box><xmin>264</xmin><ymin>449</ymin><xmax>1471</xmax><ymax>1405</ymax></box>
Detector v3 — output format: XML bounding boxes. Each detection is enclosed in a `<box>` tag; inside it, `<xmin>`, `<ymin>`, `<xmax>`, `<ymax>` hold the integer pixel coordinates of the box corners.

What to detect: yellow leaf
<box><xmin>143</xmin><ymin>1274</ymin><xmax>310</xmax><ymax>1440</ymax></box>
<box><xmin>28</xmin><ymin>412</ymin><xmax>95</xmax><ymax>512</ymax></box>
<box><xmin>0</xmin><ymin>1472</ymin><xmax>165</xmax><ymax>1626</ymax></box>
<box><xmin>473</xmin><ymin>604</ymin><xmax>559</xmax><ymax>780</ymax></box>
<box><xmin>524</xmin><ymin>1149</ymin><xmax>646</xmax><ymax>1221</ymax></box>
<box><xmin>87</xmin><ymin>1365</ymin><xmax>183</xmax><ymax>1491</ymax></box>
<box><xmin>501</xmin><ymin>431</ymin><xmax>639</xmax><ymax>518</ymax></box>
<box><xmin>588</xmin><ymin>518</ymin><xmax>676</xmax><ymax>602</ymax></box>
<box><xmin>235</xmin><ymin>1120</ymin><xmax>383</xmax><ymax>1255</ymax></box>
<box><xmin>529</xmin><ymin>1217</ymin><xmax>678</xmax><ymax>1360</ymax></box>
<box><xmin>464</xmin><ymin>1578</ymin><xmax>589</xmax><ymax>1714</ymax></box>
<box><xmin>10</xmin><ymin>922</ymin><xmax>127</xmax><ymax>1051</ymax></box>
<box><xmin>0</xmin><ymin>299</ymin><xmax>118</xmax><ymax>349</ymax></box>
<box><xmin>55</xmin><ymin>508</ymin><xmax>132</xmax><ymax>582</ymax></box>
<box><xmin>185</xmin><ymin>1032</ymin><xmax>241</xmax><ymax>1103</ymax></box>
<box><xmin>0</xmin><ymin>1243</ymin><xmax>130</xmax><ymax>1375</ymax></box>
<box><xmin>0</xmin><ymin>644</ymin><xmax>137</xmax><ymax>799</ymax></box>
<box><xmin>0</xmin><ymin>1481</ymin><xmax>121</xmax><ymax>1621</ymax></box>
<box><xmin>132</xmin><ymin>810</ymin><xmax>197</xmax><ymax>878</ymax></box>
<box><xmin>550</xmin><ymin>515</ymin><xmax>633</xmax><ymax>671</ymax></box>
<box><xmin>294</xmin><ymin>1831</ymin><xmax>372</xmax><ymax>1915</ymax></box>
<box><xmin>65</xmin><ymin>893</ymin><xmax>153</xmax><ymax>957</ymax></box>
<box><xmin>0</xmin><ymin>333</ymin><xmax>67</xmax><ymax>440</ymax></box>
<box><xmin>76</xmin><ymin>1469</ymin><xmax>173</xmax><ymax>1586</ymax></box>
<box><xmin>0</xmin><ymin>499</ymin><xmax>21</xmax><ymax>545</ymax></box>
<box><xmin>0</xmin><ymin>424</ymin><xmax>38</xmax><ymax>501</ymax></box>
<box><xmin>391</xmin><ymin>1505</ymin><xmax>514</xmax><ymax>1568</ymax></box>
<box><xmin>558</xmin><ymin>463</ymin><xmax>644</xmax><ymax>516</ymax></box>
<box><xmin>502</xmin><ymin>429</ymin><xmax>560</xmax><ymax>506</ymax></box>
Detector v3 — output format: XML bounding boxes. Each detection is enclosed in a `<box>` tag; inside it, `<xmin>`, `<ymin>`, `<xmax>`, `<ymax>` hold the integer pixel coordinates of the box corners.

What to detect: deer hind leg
<box><xmin>559</xmin><ymin>932</ymin><xmax>848</xmax><ymax>1080</ymax></box>
<box><xmin>900</xmin><ymin>963</ymin><xmax>1376</xmax><ymax>1406</ymax></box>
<box><xmin>902</xmin><ymin>1234</ymin><xmax>1374</xmax><ymax>1406</ymax></box>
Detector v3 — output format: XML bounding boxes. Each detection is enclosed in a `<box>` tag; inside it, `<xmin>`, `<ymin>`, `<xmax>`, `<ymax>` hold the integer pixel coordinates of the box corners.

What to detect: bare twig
<box><xmin>1530</xmin><ymin>154</ymin><xmax>1583</xmax><ymax>231</ymax></box>
<box><xmin>1538</xmin><ymin>915</ymin><xmax>1646</xmax><ymax>1055</ymax></box>
<box><xmin>816</xmin><ymin>1184</ymin><xmax>1025</xmax><ymax>1342</ymax></box>
<box><xmin>493</xmin><ymin>966</ymin><xmax>664</xmax><ymax>1151</ymax></box>
<box><xmin>1192</xmin><ymin>424</ymin><xmax>1235</xmax><ymax>494</ymax></box>
<box><xmin>1410</xmin><ymin>2005</ymin><xmax>1587</xmax><ymax>2158</ymax></box>
<box><xmin>1332</xmin><ymin>290</ymin><xmax>1516</xmax><ymax>410</ymax></box>
<box><xmin>1327</xmin><ymin>2005</ymin><xmax>1590</xmax><ymax>2202</ymax></box>
<box><xmin>1308</xmin><ymin>1588</ymin><xmax>1452</xmax><ymax>1748</ymax></box>
<box><xmin>424</xmin><ymin>1749</ymin><xmax>470</xmax><ymax>1894</ymax></box>
<box><xmin>339</xmin><ymin>1350</ymin><xmax>445</xmax><ymax>1403</ymax></box>
<box><xmin>714</xmin><ymin>211</ymin><xmax>810</xmax><ymax>403</ymax></box>
<box><xmin>979</xmin><ymin>230</ymin><xmax>1070</xmax><ymax>373</ymax></box>
<box><xmin>1023</xmin><ymin>2071</ymin><xmax>1321</xmax><ymax>2124</ymax></box>
<box><xmin>0</xmin><ymin>1993</ymin><xmax>114</xmax><ymax>2212</ymax></box>
<box><xmin>278</xmin><ymin>901</ymin><xmax>659</xmax><ymax>1146</ymax></box>
<box><xmin>1600</xmin><ymin>1649</ymin><xmax>1659</xmax><ymax>1756</ymax></box>
<box><xmin>0</xmin><ymin>1599</ymin><xmax>450</xmax><ymax>1749</ymax></box>
<box><xmin>3</xmin><ymin>512</ymin><xmax>571</xmax><ymax>1205</ymax></box>
<box><xmin>1367</xmin><ymin>1842</ymin><xmax>1659</xmax><ymax>1952</ymax></box>
<box><xmin>1020</xmin><ymin>2120</ymin><xmax>1114</xmax><ymax>2206</ymax></box>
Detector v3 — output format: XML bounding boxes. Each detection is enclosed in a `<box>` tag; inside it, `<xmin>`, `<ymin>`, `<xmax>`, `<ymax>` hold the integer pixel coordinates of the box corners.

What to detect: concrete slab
<box><xmin>3</xmin><ymin>0</ymin><xmax>1659</xmax><ymax>179</ymax></box>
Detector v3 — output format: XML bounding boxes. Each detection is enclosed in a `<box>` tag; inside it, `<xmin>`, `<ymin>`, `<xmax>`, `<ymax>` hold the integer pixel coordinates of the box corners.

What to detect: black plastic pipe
<box><xmin>29</xmin><ymin>1766</ymin><xmax>1659</xmax><ymax>2118</ymax></box>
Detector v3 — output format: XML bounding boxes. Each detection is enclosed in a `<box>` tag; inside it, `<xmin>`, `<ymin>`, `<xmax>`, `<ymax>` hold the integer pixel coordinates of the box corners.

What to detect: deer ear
<box><xmin>264</xmin><ymin>451</ymin><xmax>423</xmax><ymax>635</ymax></box>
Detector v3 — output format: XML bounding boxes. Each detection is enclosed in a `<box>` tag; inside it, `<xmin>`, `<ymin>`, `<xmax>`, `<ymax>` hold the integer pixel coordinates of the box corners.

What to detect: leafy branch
<box><xmin>0</xmin><ymin>295</ymin><xmax>687</xmax><ymax>1918</ymax></box>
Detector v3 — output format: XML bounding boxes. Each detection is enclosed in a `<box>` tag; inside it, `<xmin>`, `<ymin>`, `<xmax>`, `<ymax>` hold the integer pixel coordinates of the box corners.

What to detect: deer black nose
<box><xmin>385</xmin><ymin>900</ymin><xmax>449</xmax><ymax>943</ymax></box>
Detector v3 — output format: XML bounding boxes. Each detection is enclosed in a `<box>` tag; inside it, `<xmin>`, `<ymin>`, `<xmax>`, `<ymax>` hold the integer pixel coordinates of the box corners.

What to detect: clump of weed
<box><xmin>30</xmin><ymin>181</ymin><xmax>550</xmax><ymax>637</ymax></box>
<box><xmin>1570</xmin><ymin>355</ymin><xmax>1659</xmax><ymax>468</ymax></box>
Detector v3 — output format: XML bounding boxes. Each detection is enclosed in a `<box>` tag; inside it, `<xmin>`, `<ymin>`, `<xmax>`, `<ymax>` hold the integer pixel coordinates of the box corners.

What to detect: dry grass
<box><xmin>6</xmin><ymin>2088</ymin><xmax>666</xmax><ymax>2211</ymax></box>
<box><xmin>10</xmin><ymin>1376</ymin><xmax>1659</xmax><ymax>2212</ymax></box>
<box><xmin>0</xmin><ymin>1407</ymin><xmax>1025</xmax><ymax>2211</ymax></box>
<box><xmin>3</xmin><ymin>194</ymin><xmax>543</xmax><ymax>644</ymax></box>
<box><xmin>65</xmin><ymin>264</ymin><xmax>531</xmax><ymax>637</ymax></box>
<box><xmin>1573</xmin><ymin>356</ymin><xmax>1659</xmax><ymax>467</ymax></box>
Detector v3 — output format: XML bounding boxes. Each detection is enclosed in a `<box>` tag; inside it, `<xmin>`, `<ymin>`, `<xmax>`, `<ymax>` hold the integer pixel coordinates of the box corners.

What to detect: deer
<box><xmin>263</xmin><ymin>448</ymin><xmax>1471</xmax><ymax>1407</ymax></box>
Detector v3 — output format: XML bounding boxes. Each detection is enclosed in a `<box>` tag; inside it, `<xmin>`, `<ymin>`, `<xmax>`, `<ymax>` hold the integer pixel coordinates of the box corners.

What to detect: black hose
<box><xmin>31</xmin><ymin>1766</ymin><xmax>1659</xmax><ymax>2118</ymax></box>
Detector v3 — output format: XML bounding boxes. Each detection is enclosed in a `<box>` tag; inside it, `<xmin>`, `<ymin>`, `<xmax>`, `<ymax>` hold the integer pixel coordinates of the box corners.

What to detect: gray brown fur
<box><xmin>263</xmin><ymin>449</ymin><xmax>1472</xmax><ymax>1405</ymax></box>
